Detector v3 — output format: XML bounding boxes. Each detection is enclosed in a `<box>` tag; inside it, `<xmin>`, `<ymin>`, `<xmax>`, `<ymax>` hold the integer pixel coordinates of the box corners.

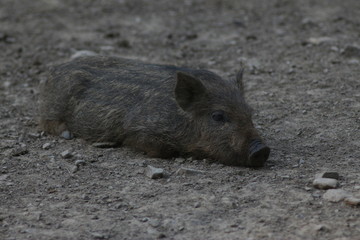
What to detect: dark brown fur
<box><xmin>39</xmin><ymin>56</ymin><xmax>269</xmax><ymax>166</ymax></box>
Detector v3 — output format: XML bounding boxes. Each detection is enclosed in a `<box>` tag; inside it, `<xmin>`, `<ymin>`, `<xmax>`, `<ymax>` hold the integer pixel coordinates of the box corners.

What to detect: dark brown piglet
<box><xmin>39</xmin><ymin>56</ymin><xmax>270</xmax><ymax>167</ymax></box>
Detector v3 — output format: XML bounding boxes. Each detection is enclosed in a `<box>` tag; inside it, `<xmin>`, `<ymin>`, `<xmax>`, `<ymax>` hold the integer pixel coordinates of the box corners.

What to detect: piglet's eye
<box><xmin>211</xmin><ymin>110</ymin><xmax>227</xmax><ymax>122</ymax></box>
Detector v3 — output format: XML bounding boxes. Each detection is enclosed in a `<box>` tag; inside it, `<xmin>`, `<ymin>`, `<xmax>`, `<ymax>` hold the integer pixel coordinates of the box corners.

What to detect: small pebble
<box><xmin>158</xmin><ymin>233</ymin><xmax>166</xmax><ymax>239</ymax></box>
<box><xmin>35</xmin><ymin>212</ymin><xmax>42</xmax><ymax>221</ymax></box>
<box><xmin>74</xmin><ymin>160</ymin><xmax>86</xmax><ymax>166</ymax></box>
<box><xmin>0</xmin><ymin>174</ymin><xmax>9</xmax><ymax>181</ymax></box>
<box><xmin>145</xmin><ymin>165</ymin><xmax>164</xmax><ymax>179</ymax></box>
<box><xmin>138</xmin><ymin>160</ymin><xmax>148</xmax><ymax>167</ymax></box>
<box><xmin>281</xmin><ymin>175</ymin><xmax>290</xmax><ymax>180</ymax></box>
<box><xmin>42</xmin><ymin>143</ymin><xmax>52</xmax><ymax>150</ymax></box>
<box><xmin>323</xmin><ymin>189</ymin><xmax>350</xmax><ymax>202</ymax></box>
<box><xmin>274</xmin><ymin>28</ymin><xmax>285</xmax><ymax>36</ymax></box>
<box><xmin>342</xmin><ymin>45</ymin><xmax>360</xmax><ymax>58</ymax></box>
<box><xmin>60</xmin><ymin>150</ymin><xmax>73</xmax><ymax>159</ymax></box>
<box><xmin>312</xmin><ymin>192</ymin><xmax>322</xmax><ymax>198</ymax></box>
<box><xmin>348</xmin><ymin>59</ymin><xmax>360</xmax><ymax>65</ymax></box>
<box><xmin>70</xmin><ymin>165</ymin><xmax>78</xmax><ymax>173</ymax></box>
<box><xmin>141</xmin><ymin>217</ymin><xmax>149</xmax><ymax>222</ymax></box>
<box><xmin>60</xmin><ymin>130</ymin><xmax>73</xmax><ymax>140</ymax></box>
<box><xmin>90</xmin><ymin>232</ymin><xmax>107</xmax><ymax>239</ymax></box>
<box><xmin>149</xmin><ymin>219</ymin><xmax>161</xmax><ymax>227</ymax></box>
<box><xmin>175</xmin><ymin>167</ymin><xmax>205</xmax><ymax>176</ymax></box>
<box><xmin>306</xmin><ymin>37</ymin><xmax>334</xmax><ymax>45</ymax></box>
<box><xmin>3</xmin><ymin>81</ymin><xmax>11</xmax><ymax>89</ymax></box>
<box><xmin>203</xmin><ymin>158</ymin><xmax>215</xmax><ymax>164</ymax></box>
<box><xmin>221</xmin><ymin>197</ymin><xmax>237</xmax><ymax>208</ymax></box>
<box><xmin>344</xmin><ymin>197</ymin><xmax>360</xmax><ymax>206</ymax></box>
<box><xmin>71</xmin><ymin>50</ymin><xmax>97</xmax><ymax>60</ymax></box>
<box><xmin>11</xmin><ymin>146</ymin><xmax>28</xmax><ymax>156</ymax></box>
<box><xmin>313</xmin><ymin>224</ymin><xmax>330</xmax><ymax>232</ymax></box>
<box><xmin>194</xmin><ymin>202</ymin><xmax>201</xmax><ymax>208</ymax></box>
<box><xmin>175</xmin><ymin>157</ymin><xmax>185</xmax><ymax>164</ymax></box>
<box><xmin>313</xmin><ymin>178</ymin><xmax>338</xmax><ymax>190</ymax></box>
<box><xmin>316</xmin><ymin>171</ymin><xmax>340</xmax><ymax>180</ymax></box>
<box><xmin>81</xmin><ymin>194</ymin><xmax>90</xmax><ymax>200</ymax></box>
<box><xmin>100</xmin><ymin>45</ymin><xmax>115</xmax><ymax>51</ymax></box>
<box><xmin>92</xmin><ymin>142</ymin><xmax>117</xmax><ymax>148</ymax></box>
<box><xmin>330</xmin><ymin>46</ymin><xmax>339</xmax><ymax>52</ymax></box>
<box><xmin>28</xmin><ymin>133</ymin><xmax>41</xmax><ymax>139</ymax></box>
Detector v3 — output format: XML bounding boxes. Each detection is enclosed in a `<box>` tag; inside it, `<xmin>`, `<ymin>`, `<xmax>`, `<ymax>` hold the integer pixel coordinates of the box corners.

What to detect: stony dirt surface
<box><xmin>1</xmin><ymin>0</ymin><xmax>360</xmax><ymax>239</ymax></box>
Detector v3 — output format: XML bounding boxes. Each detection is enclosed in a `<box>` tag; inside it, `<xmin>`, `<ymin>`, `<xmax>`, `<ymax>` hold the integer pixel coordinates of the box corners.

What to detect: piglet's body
<box><xmin>39</xmin><ymin>56</ymin><xmax>270</xmax><ymax>167</ymax></box>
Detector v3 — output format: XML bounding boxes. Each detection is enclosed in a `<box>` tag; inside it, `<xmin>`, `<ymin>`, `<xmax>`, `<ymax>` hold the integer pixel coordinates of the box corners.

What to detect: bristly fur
<box><xmin>39</xmin><ymin>56</ymin><xmax>268</xmax><ymax>166</ymax></box>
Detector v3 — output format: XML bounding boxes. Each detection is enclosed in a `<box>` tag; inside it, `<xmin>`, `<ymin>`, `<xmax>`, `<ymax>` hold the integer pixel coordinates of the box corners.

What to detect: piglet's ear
<box><xmin>236</xmin><ymin>68</ymin><xmax>245</xmax><ymax>95</ymax></box>
<box><xmin>175</xmin><ymin>72</ymin><xmax>208</xmax><ymax>112</ymax></box>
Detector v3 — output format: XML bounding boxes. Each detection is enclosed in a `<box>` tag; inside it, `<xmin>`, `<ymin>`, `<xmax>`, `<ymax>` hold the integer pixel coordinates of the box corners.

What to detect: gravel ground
<box><xmin>0</xmin><ymin>0</ymin><xmax>360</xmax><ymax>239</ymax></box>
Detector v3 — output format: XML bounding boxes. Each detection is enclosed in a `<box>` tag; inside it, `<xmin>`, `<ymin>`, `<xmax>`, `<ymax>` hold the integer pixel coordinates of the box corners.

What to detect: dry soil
<box><xmin>1</xmin><ymin>0</ymin><xmax>360</xmax><ymax>239</ymax></box>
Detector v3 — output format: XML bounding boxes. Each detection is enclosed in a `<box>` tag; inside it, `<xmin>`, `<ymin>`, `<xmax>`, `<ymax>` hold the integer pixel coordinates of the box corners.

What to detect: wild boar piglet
<box><xmin>39</xmin><ymin>56</ymin><xmax>270</xmax><ymax>167</ymax></box>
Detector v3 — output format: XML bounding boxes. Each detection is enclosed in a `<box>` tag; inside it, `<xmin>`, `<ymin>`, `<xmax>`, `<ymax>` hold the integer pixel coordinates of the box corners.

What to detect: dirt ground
<box><xmin>1</xmin><ymin>0</ymin><xmax>360</xmax><ymax>239</ymax></box>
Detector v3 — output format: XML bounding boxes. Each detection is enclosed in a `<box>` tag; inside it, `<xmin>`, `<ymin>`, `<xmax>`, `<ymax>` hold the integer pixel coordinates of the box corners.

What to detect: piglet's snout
<box><xmin>247</xmin><ymin>139</ymin><xmax>270</xmax><ymax>167</ymax></box>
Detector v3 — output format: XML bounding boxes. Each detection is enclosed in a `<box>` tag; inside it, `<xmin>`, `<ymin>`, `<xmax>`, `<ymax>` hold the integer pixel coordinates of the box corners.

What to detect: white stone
<box><xmin>70</xmin><ymin>50</ymin><xmax>97</xmax><ymax>59</ymax></box>
<box><xmin>74</xmin><ymin>160</ymin><xmax>86</xmax><ymax>166</ymax></box>
<box><xmin>307</xmin><ymin>37</ymin><xmax>334</xmax><ymax>45</ymax></box>
<box><xmin>313</xmin><ymin>178</ymin><xmax>338</xmax><ymax>190</ymax></box>
<box><xmin>174</xmin><ymin>157</ymin><xmax>185</xmax><ymax>164</ymax></box>
<box><xmin>145</xmin><ymin>165</ymin><xmax>164</xmax><ymax>179</ymax></box>
<box><xmin>323</xmin><ymin>189</ymin><xmax>350</xmax><ymax>202</ymax></box>
<box><xmin>60</xmin><ymin>150</ymin><xmax>73</xmax><ymax>159</ymax></box>
<box><xmin>60</xmin><ymin>130</ymin><xmax>73</xmax><ymax>140</ymax></box>
<box><xmin>42</xmin><ymin>143</ymin><xmax>51</xmax><ymax>150</ymax></box>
